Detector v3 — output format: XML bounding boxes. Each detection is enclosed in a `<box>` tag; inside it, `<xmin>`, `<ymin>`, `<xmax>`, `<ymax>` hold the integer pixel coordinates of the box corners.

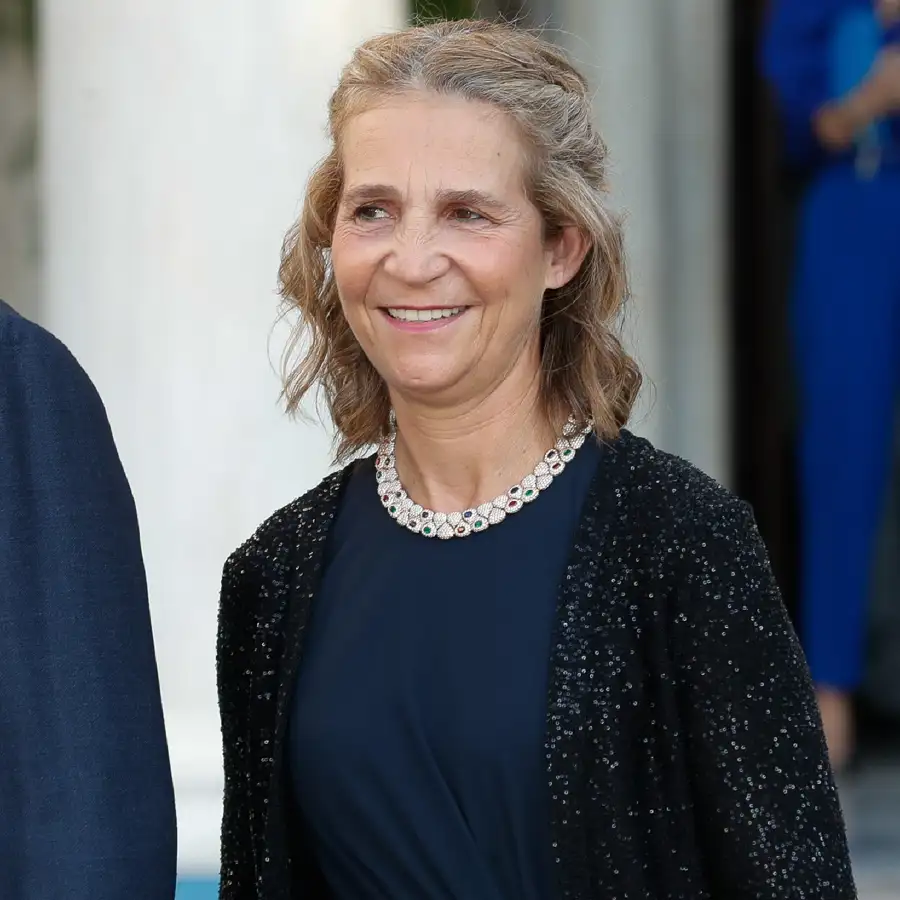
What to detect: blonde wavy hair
<box><xmin>279</xmin><ymin>18</ymin><xmax>641</xmax><ymax>464</ymax></box>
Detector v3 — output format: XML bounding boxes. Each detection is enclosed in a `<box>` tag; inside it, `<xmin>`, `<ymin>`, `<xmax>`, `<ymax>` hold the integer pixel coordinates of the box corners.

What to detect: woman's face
<box><xmin>330</xmin><ymin>92</ymin><xmax>585</xmax><ymax>408</ymax></box>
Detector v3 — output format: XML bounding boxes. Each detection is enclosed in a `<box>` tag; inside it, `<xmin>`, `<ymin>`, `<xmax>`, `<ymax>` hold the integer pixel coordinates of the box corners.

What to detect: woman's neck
<box><xmin>389</xmin><ymin>375</ymin><xmax>558</xmax><ymax>513</ymax></box>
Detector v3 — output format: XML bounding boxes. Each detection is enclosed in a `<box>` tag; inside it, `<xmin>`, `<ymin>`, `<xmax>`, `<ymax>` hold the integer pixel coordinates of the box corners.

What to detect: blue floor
<box><xmin>176</xmin><ymin>879</ymin><xmax>218</xmax><ymax>899</ymax></box>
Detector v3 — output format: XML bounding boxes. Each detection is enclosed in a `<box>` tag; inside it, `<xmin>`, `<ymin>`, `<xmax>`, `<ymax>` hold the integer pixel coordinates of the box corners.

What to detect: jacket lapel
<box><xmin>258</xmin><ymin>466</ymin><xmax>354</xmax><ymax>895</ymax></box>
<box><xmin>545</xmin><ymin>432</ymin><xmax>632</xmax><ymax>899</ymax></box>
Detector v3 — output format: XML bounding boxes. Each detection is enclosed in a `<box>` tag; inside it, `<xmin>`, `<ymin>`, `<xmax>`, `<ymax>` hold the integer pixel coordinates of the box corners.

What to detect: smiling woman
<box><xmin>327</xmin><ymin>91</ymin><xmax>592</xmax><ymax>423</ymax></box>
<box><xmin>216</xmin><ymin>17</ymin><xmax>857</xmax><ymax>900</ymax></box>
<box><xmin>278</xmin><ymin>26</ymin><xmax>638</xmax><ymax>467</ymax></box>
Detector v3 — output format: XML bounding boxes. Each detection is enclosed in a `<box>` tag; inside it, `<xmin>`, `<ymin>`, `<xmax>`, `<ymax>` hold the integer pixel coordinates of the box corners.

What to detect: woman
<box><xmin>218</xmin><ymin>19</ymin><xmax>856</xmax><ymax>899</ymax></box>
<box><xmin>763</xmin><ymin>0</ymin><xmax>900</xmax><ymax>770</ymax></box>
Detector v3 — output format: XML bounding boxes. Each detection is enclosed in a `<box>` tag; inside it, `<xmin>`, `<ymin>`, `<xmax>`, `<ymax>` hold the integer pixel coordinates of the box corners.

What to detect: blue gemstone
<box><xmin>464</xmin><ymin>510</ymin><xmax>473</xmax><ymax>518</ymax></box>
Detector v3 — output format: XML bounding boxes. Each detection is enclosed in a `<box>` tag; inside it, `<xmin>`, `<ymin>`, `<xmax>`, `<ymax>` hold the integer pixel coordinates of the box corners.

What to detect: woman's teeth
<box><xmin>387</xmin><ymin>307</ymin><xmax>463</xmax><ymax>322</ymax></box>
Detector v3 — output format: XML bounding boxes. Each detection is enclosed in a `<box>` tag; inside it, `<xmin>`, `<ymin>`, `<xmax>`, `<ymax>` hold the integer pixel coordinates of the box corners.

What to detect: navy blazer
<box><xmin>0</xmin><ymin>301</ymin><xmax>177</xmax><ymax>898</ymax></box>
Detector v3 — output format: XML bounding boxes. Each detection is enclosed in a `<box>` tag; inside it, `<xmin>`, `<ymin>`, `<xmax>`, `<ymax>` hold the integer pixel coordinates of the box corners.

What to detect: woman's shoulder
<box><xmin>610</xmin><ymin>431</ymin><xmax>777</xmax><ymax>625</ymax></box>
<box><xmin>611</xmin><ymin>428</ymin><xmax>750</xmax><ymax>526</ymax></box>
<box><xmin>607</xmin><ymin>429</ymin><xmax>767</xmax><ymax>581</ymax></box>
<box><xmin>610</xmin><ymin>430</ymin><xmax>784</xmax><ymax>637</ymax></box>
<box><xmin>223</xmin><ymin>463</ymin><xmax>355</xmax><ymax>579</ymax></box>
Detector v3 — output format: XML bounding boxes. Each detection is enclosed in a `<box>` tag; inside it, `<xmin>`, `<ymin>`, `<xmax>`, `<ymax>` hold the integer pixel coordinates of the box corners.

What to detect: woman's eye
<box><xmin>355</xmin><ymin>205</ymin><xmax>389</xmax><ymax>221</ymax></box>
<box><xmin>450</xmin><ymin>208</ymin><xmax>484</xmax><ymax>222</ymax></box>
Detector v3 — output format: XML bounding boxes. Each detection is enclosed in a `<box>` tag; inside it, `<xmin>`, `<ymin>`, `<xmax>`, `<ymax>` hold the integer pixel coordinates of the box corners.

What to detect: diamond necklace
<box><xmin>375</xmin><ymin>417</ymin><xmax>593</xmax><ymax>539</ymax></box>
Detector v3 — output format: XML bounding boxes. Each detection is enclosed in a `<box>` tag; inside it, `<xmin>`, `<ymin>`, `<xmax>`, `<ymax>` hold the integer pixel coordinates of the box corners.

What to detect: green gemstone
<box><xmin>525</xmin><ymin>489</ymin><xmax>535</xmax><ymax>497</ymax></box>
<box><xmin>389</xmin><ymin>505</ymin><xmax>397</xmax><ymax>514</ymax></box>
<box><xmin>475</xmin><ymin>520</ymin><xmax>484</xmax><ymax>528</ymax></box>
<box><xmin>423</xmin><ymin>526</ymin><xmax>432</xmax><ymax>534</ymax></box>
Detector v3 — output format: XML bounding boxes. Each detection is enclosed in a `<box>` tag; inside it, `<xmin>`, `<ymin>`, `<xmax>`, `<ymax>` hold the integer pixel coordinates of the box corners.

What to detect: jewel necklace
<box><xmin>375</xmin><ymin>417</ymin><xmax>593</xmax><ymax>539</ymax></box>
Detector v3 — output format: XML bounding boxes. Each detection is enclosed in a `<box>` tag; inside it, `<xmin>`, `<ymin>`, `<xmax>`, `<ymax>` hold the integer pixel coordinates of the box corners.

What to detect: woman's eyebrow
<box><xmin>340</xmin><ymin>184</ymin><xmax>399</xmax><ymax>207</ymax></box>
<box><xmin>341</xmin><ymin>184</ymin><xmax>514</xmax><ymax>215</ymax></box>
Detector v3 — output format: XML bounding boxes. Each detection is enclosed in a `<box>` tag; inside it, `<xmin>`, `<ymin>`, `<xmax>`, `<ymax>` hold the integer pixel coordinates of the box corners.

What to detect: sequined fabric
<box><xmin>216</xmin><ymin>430</ymin><xmax>857</xmax><ymax>899</ymax></box>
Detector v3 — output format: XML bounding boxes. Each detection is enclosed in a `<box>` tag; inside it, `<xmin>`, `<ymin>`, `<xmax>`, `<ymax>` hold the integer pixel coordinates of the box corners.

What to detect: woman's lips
<box><xmin>380</xmin><ymin>306</ymin><xmax>470</xmax><ymax>332</ymax></box>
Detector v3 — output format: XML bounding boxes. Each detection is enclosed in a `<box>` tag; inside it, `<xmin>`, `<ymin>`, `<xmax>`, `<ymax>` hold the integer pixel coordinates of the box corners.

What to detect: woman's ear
<box><xmin>544</xmin><ymin>226</ymin><xmax>590</xmax><ymax>291</ymax></box>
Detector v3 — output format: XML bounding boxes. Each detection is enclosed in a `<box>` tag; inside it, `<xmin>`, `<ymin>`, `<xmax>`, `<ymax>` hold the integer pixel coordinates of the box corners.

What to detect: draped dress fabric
<box><xmin>288</xmin><ymin>440</ymin><xmax>601</xmax><ymax>899</ymax></box>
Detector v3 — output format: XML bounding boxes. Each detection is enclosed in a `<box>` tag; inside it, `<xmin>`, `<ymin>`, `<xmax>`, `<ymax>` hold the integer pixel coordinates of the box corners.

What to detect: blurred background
<box><xmin>1</xmin><ymin>0</ymin><xmax>898</xmax><ymax>897</ymax></box>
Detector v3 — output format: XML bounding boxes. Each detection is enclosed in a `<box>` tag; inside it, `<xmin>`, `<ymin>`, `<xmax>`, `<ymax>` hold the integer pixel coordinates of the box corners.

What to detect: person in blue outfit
<box><xmin>0</xmin><ymin>300</ymin><xmax>177</xmax><ymax>899</ymax></box>
<box><xmin>763</xmin><ymin>0</ymin><xmax>900</xmax><ymax>769</ymax></box>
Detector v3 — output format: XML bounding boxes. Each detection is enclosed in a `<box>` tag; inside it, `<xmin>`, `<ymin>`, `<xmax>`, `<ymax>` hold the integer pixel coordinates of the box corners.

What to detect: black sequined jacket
<box><xmin>216</xmin><ymin>430</ymin><xmax>857</xmax><ymax>899</ymax></box>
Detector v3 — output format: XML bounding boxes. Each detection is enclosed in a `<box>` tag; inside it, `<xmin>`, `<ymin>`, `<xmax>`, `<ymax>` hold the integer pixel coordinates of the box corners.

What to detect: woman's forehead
<box><xmin>339</xmin><ymin>95</ymin><xmax>527</xmax><ymax>197</ymax></box>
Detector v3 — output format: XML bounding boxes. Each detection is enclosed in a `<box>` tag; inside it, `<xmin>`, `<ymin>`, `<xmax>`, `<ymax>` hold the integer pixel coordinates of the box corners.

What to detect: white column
<box><xmin>39</xmin><ymin>0</ymin><xmax>405</xmax><ymax>873</ymax></box>
<box><xmin>559</xmin><ymin>0</ymin><xmax>730</xmax><ymax>485</ymax></box>
<box><xmin>561</xmin><ymin>0</ymin><xmax>669</xmax><ymax>451</ymax></box>
<box><xmin>663</xmin><ymin>0</ymin><xmax>730</xmax><ymax>486</ymax></box>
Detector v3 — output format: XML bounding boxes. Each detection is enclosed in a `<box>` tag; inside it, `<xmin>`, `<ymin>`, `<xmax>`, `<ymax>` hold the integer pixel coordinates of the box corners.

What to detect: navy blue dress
<box><xmin>289</xmin><ymin>438</ymin><xmax>602</xmax><ymax>899</ymax></box>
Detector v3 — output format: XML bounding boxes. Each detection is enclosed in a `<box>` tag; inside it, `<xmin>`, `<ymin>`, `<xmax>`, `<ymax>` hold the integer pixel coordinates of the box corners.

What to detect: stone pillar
<box><xmin>662</xmin><ymin>0</ymin><xmax>730</xmax><ymax>485</ymax></box>
<box><xmin>561</xmin><ymin>0</ymin><xmax>669</xmax><ymax>452</ymax></box>
<box><xmin>559</xmin><ymin>0</ymin><xmax>730</xmax><ymax>485</ymax></box>
<box><xmin>39</xmin><ymin>0</ymin><xmax>405</xmax><ymax>872</ymax></box>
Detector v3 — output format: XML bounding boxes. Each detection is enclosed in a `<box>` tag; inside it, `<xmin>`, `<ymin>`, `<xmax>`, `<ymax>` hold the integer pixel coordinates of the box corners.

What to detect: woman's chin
<box><xmin>382</xmin><ymin>363</ymin><xmax>467</xmax><ymax>402</ymax></box>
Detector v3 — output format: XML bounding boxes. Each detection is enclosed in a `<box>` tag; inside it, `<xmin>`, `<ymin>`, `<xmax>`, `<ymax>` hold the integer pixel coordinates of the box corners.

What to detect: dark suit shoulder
<box><xmin>0</xmin><ymin>297</ymin><xmax>23</xmax><ymax>332</ymax></box>
<box><xmin>0</xmin><ymin>299</ymin><xmax>98</xmax><ymax>398</ymax></box>
<box><xmin>1</xmin><ymin>299</ymin><xmax>57</xmax><ymax>352</ymax></box>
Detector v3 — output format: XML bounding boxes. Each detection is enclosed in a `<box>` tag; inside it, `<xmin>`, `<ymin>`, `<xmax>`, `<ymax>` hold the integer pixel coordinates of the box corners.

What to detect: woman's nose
<box><xmin>382</xmin><ymin>221</ymin><xmax>451</xmax><ymax>285</ymax></box>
